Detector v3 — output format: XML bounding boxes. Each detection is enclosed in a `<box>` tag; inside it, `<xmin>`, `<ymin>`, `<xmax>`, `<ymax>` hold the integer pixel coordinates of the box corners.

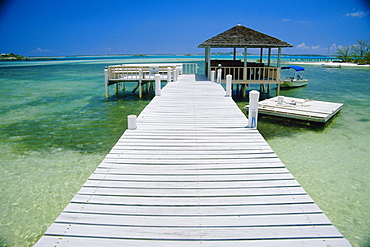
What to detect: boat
<box><xmin>321</xmin><ymin>63</ymin><xmax>342</xmax><ymax>68</ymax></box>
<box><xmin>280</xmin><ymin>65</ymin><xmax>309</xmax><ymax>88</ymax></box>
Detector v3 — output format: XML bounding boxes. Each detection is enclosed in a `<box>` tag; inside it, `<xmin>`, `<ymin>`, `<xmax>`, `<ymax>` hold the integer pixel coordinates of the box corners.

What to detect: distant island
<box><xmin>0</xmin><ymin>53</ymin><xmax>57</xmax><ymax>61</ymax></box>
<box><xmin>0</xmin><ymin>53</ymin><xmax>29</xmax><ymax>61</ymax></box>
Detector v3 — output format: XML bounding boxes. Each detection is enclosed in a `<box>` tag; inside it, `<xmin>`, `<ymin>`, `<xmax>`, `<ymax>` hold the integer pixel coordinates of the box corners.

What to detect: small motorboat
<box><xmin>280</xmin><ymin>65</ymin><xmax>309</xmax><ymax>88</ymax></box>
<box><xmin>321</xmin><ymin>63</ymin><xmax>342</xmax><ymax>68</ymax></box>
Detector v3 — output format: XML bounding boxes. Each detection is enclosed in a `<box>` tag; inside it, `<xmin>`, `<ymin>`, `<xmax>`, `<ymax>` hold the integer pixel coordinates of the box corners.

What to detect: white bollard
<box><xmin>155</xmin><ymin>73</ymin><xmax>161</xmax><ymax>96</ymax></box>
<box><xmin>217</xmin><ymin>68</ymin><xmax>222</xmax><ymax>84</ymax></box>
<box><xmin>225</xmin><ymin>74</ymin><xmax>232</xmax><ymax>97</ymax></box>
<box><xmin>127</xmin><ymin>115</ymin><xmax>137</xmax><ymax>130</ymax></box>
<box><xmin>210</xmin><ymin>70</ymin><xmax>215</xmax><ymax>82</ymax></box>
<box><xmin>167</xmin><ymin>67</ymin><xmax>172</xmax><ymax>82</ymax></box>
<box><xmin>247</xmin><ymin>90</ymin><xmax>260</xmax><ymax>128</ymax></box>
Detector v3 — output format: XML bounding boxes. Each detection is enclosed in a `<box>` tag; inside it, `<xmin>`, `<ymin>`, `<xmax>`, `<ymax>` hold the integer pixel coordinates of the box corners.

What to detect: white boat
<box><xmin>280</xmin><ymin>65</ymin><xmax>309</xmax><ymax>88</ymax></box>
<box><xmin>321</xmin><ymin>63</ymin><xmax>342</xmax><ymax>68</ymax></box>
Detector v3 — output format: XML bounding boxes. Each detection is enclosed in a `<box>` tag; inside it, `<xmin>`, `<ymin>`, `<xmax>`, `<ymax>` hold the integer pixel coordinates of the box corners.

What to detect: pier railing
<box><xmin>105</xmin><ymin>63</ymin><xmax>198</xmax><ymax>99</ymax></box>
<box><xmin>107</xmin><ymin>64</ymin><xmax>180</xmax><ymax>84</ymax></box>
<box><xmin>210</xmin><ymin>66</ymin><xmax>282</xmax><ymax>84</ymax></box>
<box><xmin>182</xmin><ymin>63</ymin><xmax>198</xmax><ymax>74</ymax></box>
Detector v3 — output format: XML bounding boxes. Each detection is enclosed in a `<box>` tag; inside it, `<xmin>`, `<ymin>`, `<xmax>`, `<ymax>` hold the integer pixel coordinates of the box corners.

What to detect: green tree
<box><xmin>351</xmin><ymin>39</ymin><xmax>370</xmax><ymax>64</ymax></box>
<box><xmin>336</xmin><ymin>39</ymin><xmax>370</xmax><ymax>64</ymax></box>
<box><xmin>336</xmin><ymin>46</ymin><xmax>352</xmax><ymax>62</ymax></box>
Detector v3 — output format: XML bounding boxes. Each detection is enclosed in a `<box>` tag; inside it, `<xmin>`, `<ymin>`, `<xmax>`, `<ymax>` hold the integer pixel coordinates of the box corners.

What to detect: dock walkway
<box><xmin>35</xmin><ymin>74</ymin><xmax>350</xmax><ymax>246</ymax></box>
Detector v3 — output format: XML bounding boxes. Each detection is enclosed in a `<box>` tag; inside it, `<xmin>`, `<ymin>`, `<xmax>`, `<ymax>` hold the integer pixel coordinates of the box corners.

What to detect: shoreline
<box><xmin>283</xmin><ymin>61</ymin><xmax>370</xmax><ymax>67</ymax></box>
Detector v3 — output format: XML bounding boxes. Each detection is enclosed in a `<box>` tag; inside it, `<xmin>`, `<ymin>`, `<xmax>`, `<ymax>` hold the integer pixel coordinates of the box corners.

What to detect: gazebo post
<box><xmin>233</xmin><ymin>47</ymin><xmax>237</xmax><ymax>60</ymax></box>
<box><xmin>276</xmin><ymin>47</ymin><xmax>282</xmax><ymax>96</ymax></box>
<box><xmin>259</xmin><ymin>48</ymin><xmax>263</xmax><ymax>62</ymax></box>
<box><xmin>259</xmin><ymin>48</ymin><xmax>264</xmax><ymax>93</ymax></box>
<box><xmin>205</xmin><ymin>46</ymin><xmax>211</xmax><ymax>78</ymax></box>
<box><xmin>244</xmin><ymin>47</ymin><xmax>247</xmax><ymax>81</ymax></box>
<box><xmin>267</xmin><ymin>48</ymin><xmax>272</xmax><ymax>93</ymax></box>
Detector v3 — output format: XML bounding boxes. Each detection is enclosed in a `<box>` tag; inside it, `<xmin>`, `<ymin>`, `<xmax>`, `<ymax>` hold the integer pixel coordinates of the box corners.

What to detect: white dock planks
<box><xmin>247</xmin><ymin>96</ymin><xmax>344</xmax><ymax>123</ymax></box>
<box><xmin>35</xmin><ymin>74</ymin><xmax>351</xmax><ymax>246</ymax></box>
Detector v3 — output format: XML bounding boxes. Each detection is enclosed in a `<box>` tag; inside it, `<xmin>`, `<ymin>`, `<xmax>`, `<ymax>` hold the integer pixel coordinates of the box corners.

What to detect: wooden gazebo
<box><xmin>198</xmin><ymin>24</ymin><xmax>293</xmax><ymax>95</ymax></box>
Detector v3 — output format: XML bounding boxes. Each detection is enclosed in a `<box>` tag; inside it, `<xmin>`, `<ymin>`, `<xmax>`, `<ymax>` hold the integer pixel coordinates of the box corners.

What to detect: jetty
<box><xmin>35</xmin><ymin>73</ymin><xmax>350</xmax><ymax>246</ymax></box>
<box><xmin>245</xmin><ymin>96</ymin><xmax>344</xmax><ymax>123</ymax></box>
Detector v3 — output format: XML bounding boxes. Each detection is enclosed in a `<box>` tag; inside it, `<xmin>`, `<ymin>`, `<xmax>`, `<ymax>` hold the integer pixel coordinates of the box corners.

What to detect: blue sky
<box><xmin>0</xmin><ymin>0</ymin><xmax>369</xmax><ymax>56</ymax></box>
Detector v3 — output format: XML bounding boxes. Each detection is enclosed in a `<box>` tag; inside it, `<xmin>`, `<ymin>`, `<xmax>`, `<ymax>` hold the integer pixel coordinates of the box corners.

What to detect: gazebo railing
<box><xmin>210</xmin><ymin>66</ymin><xmax>282</xmax><ymax>84</ymax></box>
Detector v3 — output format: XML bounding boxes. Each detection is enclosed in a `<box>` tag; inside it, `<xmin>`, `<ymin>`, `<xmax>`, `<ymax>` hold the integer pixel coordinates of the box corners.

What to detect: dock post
<box><xmin>104</xmin><ymin>67</ymin><xmax>109</xmax><ymax>99</ymax></box>
<box><xmin>226</xmin><ymin>74</ymin><xmax>232</xmax><ymax>97</ymax></box>
<box><xmin>247</xmin><ymin>90</ymin><xmax>260</xmax><ymax>129</ymax></box>
<box><xmin>127</xmin><ymin>115</ymin><xmax>137</xmax><ymax>130</ymax></box>
<box><xmin>172</xmin><ymin>69</ymin><xmax>177</xmax><ymax>82</ymax></box>
<box><xmin>217</xmin><ymin>68</ymin><xmax>222</xmax><ymax>84</ymax></box>
<box><xmin>139</xmin><ymin>69</ymin><xmax>143</xmax><ymax>98</ymax></box>
<box><xmin>210</xmin><ymin>71</ymin><xmax>215</xmax><ymax>82</ymax></box>
<box><xmin>155</xmin><ymin>74</ymin><xmax>161</xmax><ymax>96</ymax></box>
<box><xmin>167</xmin><ymin>67</ymin><xmax>172</xmax><ymax>82</ymax></box>
<box><xmin>176</xmin><ymin>68</ymin><xmax>179</xmax><ymax>81</ymax></box>
<box><xmin>115</xmin><ymin>82</ymin><xmax>119</xmax><ymax>96</ymax></box>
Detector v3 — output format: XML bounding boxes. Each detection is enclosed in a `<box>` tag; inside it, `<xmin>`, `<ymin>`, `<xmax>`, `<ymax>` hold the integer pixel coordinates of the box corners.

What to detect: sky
<box><xmin>0</xmin><ymin>0</ymin><xmax>369</xmax><ymax>56</ymax></box>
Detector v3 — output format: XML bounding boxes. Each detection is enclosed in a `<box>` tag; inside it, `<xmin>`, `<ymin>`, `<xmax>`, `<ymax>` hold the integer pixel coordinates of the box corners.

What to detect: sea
<box><xmin>0</xmin><ymin>55</ymin><xmax>369</xmax><ymax>247</ymax></box>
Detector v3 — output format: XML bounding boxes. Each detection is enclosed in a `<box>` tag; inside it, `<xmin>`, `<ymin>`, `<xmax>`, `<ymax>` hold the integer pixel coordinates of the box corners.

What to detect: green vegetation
<box><xmin>0</xmin><ymin>52</ymin><xmax>28</xmax><ymax>61</ymax></box>
<box><xmin>336</xmin><ymin>39</ymin><xmax>370</xmax><ymax>64</ymax></box>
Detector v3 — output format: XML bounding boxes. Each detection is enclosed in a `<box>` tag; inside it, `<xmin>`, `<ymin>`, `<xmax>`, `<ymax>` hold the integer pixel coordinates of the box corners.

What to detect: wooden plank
<box><xmin>44</xmin><ymin>224</ymin><xmax>344</xmax><ymax>240</ymax></box>
<box><xmin>54</xmin><ymin>213</ymin><xmax>332</xmax><ymax>227</ymax></box>
<box><xmin>91</xmin><ymin>167</ymin><xmax>290</xmax><ymax>175</ymax></box>
<box><xmin>70</xmin><ymin>194</ymin><xmax>316</xmax><ymax>206</ymax></box>
<box><xmin>63</xmin><ymin>202</ymin><xmax>321</xmax><ymax>216</ymax></box>
<box><xmin>76</xmin><ymin>186</ymin><xmax>307</xmax><ymax>197</ymax></box>
<box><xmin>87</xmin><ymin>173</ymin><xmax>296</xmax><ymax>182</ymax></box>
<box><xmin>82</xmin><ymin>179</ymin><xmax>299</xmax><ymax>189</ymax></box>
<box><xmin>34</xmin><ymin>236</ymin><xmax>353</xmax><ymax>247</ymax></box>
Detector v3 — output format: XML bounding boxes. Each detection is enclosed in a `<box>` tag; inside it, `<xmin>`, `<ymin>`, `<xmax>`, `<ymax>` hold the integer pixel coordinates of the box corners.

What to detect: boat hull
<box><xmin>321</xmin><ymin>64</ymin><xmax>342</xmax><ymax>68</ymax></box>
<box><xmin>281</xmin><ymin>79</ymin><xmax>309</xmax><ymax>88</ymax></box>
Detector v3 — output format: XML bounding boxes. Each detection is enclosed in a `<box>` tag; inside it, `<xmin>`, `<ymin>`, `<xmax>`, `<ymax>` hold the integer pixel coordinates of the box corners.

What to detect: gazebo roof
<box><xmin>198</xmin><ymin>25</ymin><xmax>293</xmax><ymax>48</ymax></box>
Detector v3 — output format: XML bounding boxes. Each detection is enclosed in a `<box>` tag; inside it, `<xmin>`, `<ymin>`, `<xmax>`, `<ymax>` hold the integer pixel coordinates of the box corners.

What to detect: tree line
<box><xmin>336</xmin><ymin>39</ymin><xmax>370</xmax><ymax>65</ymax></box>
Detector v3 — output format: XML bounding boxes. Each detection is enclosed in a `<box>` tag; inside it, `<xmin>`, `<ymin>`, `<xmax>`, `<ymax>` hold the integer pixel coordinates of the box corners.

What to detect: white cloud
<box><xmin>281</xmin><ymin>19</ymin><xmax>291</xmax><ymax>22</ymax></box>
<box><xmin>296</xmin><ymin>43</ymin><xmax>310</xmax><ymax>50</ymax></box>
<box><xmin>31</xmin><ymin>47</ymin><xmax>53</xmax><ymax>53</ymax></box>
<box><xmin>294</xmin><ymin>43</ymin><xmax>342</xmax><ymax>55</ymax></box>
<box><xmin>346</xmin><ymin>11</ymin><xmax>369</xmax><ymax>17</ymax></box>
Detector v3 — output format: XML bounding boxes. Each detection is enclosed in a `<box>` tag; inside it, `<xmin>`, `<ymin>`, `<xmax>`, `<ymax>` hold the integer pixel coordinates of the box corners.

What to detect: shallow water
<box><xmin>0</xmin><ymin>56</ymin><xmax>369</xmax><ymax>246</ymax></box>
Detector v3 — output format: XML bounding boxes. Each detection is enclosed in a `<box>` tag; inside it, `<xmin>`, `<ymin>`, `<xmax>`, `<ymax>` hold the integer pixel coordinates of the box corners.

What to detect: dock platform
<box><xmin>245</xmin><ymin>96</ymin><xmax>343</xmax><ymax>123</ymax></box>
<box><xmin>35</xmin><ymin>74</ymin><xmax>350</xmax><ymax>246</ymax></box>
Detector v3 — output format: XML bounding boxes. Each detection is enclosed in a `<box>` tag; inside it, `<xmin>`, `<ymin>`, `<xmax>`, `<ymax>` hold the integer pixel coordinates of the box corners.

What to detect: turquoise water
<box><xmin>0</xmin><ymin>56</ymin><xmax>369</xmax><ymax>246</ymax></box>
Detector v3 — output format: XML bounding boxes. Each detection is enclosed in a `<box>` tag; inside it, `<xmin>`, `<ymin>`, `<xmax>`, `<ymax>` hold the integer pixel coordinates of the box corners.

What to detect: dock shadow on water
<box><xmin>256</xmin><ymin>114</ymin><xmax>336</xmax><ymax>140</ymax></box>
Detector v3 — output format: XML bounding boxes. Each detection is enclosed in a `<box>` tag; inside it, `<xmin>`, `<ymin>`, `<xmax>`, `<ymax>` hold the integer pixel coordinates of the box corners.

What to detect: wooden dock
<box><xmin>35</xmin><ymin>74</ymin><xmax>350</xmax><ymax>246</ymax></box>
<box><xmin>245</xmin><ymin>96</ymin><xmax>343</xmax><ymax>123</ymax></box>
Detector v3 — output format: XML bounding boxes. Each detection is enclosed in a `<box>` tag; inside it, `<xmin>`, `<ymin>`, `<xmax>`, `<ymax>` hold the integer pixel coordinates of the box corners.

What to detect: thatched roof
<box><xmin>198</xmin><ymin>25</ymin><xmax>293</xmax><ymax>48</ymax></box>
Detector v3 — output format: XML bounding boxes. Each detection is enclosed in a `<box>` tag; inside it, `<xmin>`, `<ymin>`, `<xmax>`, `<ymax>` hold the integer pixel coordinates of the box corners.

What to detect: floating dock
<box><xmin>245</xmin><ymin>96</ymin><xmax>343</xmax><ymax>123</ymax></box>
<box><xmin>35</xmin><ymin>74</ymin><xmax>350</xmax><ymax>246</ymax></box>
